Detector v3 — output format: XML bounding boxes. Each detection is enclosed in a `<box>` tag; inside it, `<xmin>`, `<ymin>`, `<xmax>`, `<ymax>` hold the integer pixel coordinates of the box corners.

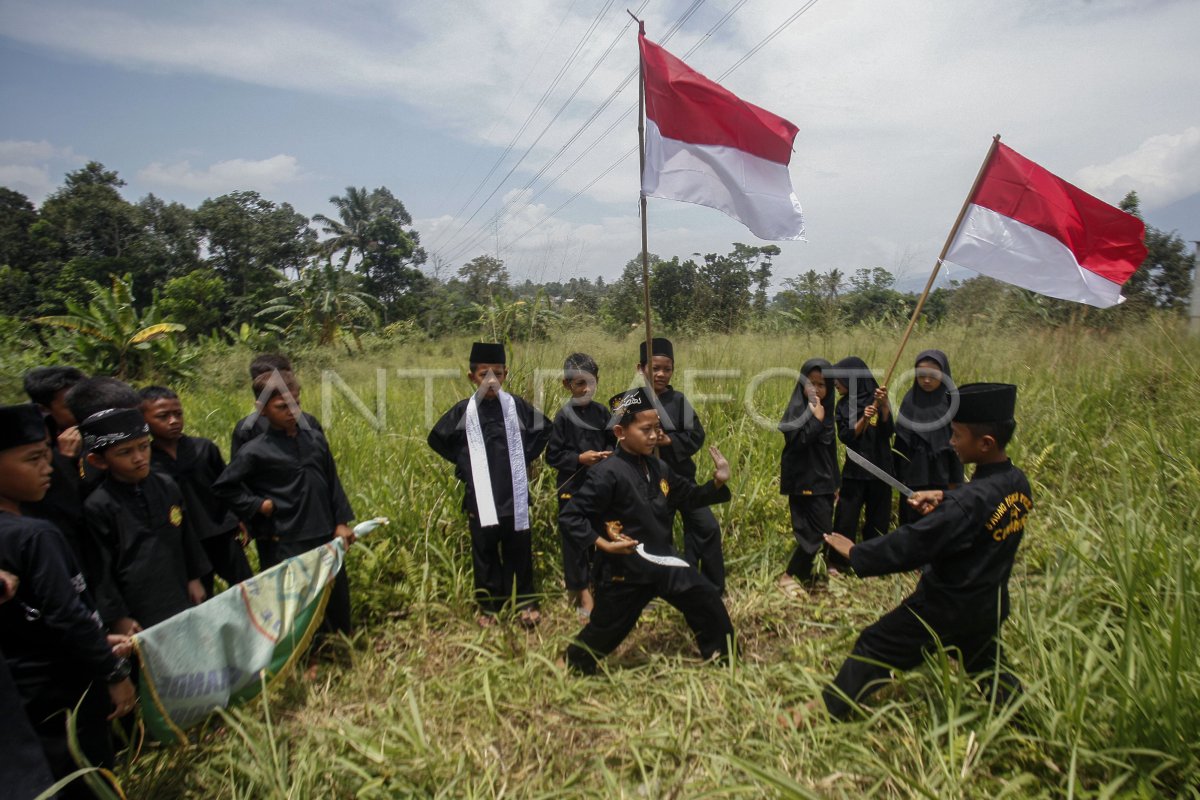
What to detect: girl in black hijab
<box><xmin>778</xmin><ymin>358</ymin><xmax>838</xmax><ymax>590</ymax></box>
<box><xmin>894</xmin><ymin>350</ymin><xmax>964</xmax><ymax>524</ymax></box>
<box><xmin>830</xmin><ymin>356</ymin><xmax>893</xmax><ymax>568</ymax></box>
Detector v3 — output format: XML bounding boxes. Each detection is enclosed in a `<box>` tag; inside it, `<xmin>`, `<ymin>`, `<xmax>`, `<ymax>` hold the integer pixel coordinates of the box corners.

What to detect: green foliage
<box><xmin>117</xmin><ymin>321</ymin><xmax>1199</xmax><ymax>798</ymax></box>
<box><xmin>259</xmin><ymin>262</ymin><xmax>379</xmax><ymax>351</ymax></box>
<box><xmin>33</xmin><ymin>273</ymin><xmax>192</xmax><ymax>380</ymax></box>
<box><xmin>160</xmin><ymin>268</ymin><xmax>227</xmax><ymax>334</ymax></box>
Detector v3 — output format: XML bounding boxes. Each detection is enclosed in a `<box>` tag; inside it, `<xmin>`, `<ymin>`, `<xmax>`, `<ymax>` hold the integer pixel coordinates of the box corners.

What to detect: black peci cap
<box><xmin>609</xmin><ymin>387</ymin><xmax>655</xmax><ymax>421</ymax></box>
<box><xmin>0</xmin><ymin>404</ymin><xmax>50</xmax><ymax>451</ymax></box>
<box><xmin>469</xmin><ymin>342</ymin><xmax>506</xmax><ymax>365</ymax></box>
<box><xmin>953</xmin><ymin>383</ymin><xmax>1017</xmax><ymax>423</ymax></box>
<box><xmin>79</xmin><ymin>408</ymin><xmax>150</xmax><ymax>453</ymax></box>
<box><xmin>638</xmin><ymin>337</ymin><xmax>674</xmax><ymax>364</ymax></box>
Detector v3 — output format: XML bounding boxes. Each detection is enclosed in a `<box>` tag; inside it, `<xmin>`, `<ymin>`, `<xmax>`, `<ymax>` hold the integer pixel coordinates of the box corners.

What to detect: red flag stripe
<box><xmin>970</xmin><ymin>142</ymin><xmax>1146</xmax><ymax>284</ymax></box>
<box><xmin>640</xmin><ymin>34</ymin><xmax>798</xmax><ymax>165</ymax></box>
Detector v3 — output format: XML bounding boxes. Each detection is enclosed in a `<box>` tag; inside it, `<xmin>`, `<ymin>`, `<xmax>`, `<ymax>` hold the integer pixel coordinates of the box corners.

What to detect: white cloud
<box><xmin>0</xmin><ymin>139</ymin><xmax>79</xmax><ymax>164</ymax></box>
<box><xmin>136</xmin><ymin>154</ymin><xmax>303</xmax><ymax>194</ymax></box>
<box><xmin>1076</xmin><ymin>127</ymin><xmax>1200</xmax><ymax>210</ymax></box>
<box><xmin>0</xmin><ymin>164</ymin><xmax>54</xmax><ymax>200</ymax></box>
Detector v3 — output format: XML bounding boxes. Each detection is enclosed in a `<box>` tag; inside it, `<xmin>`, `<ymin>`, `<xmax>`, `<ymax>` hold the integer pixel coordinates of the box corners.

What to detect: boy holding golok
<box><xmin>82</xmin><ymin>408</ymin><xmax>210</xmax><ymax>634</ymax></box>
<box><xmin>140</xmin><ymin>386</ymin><xmax>252</xmax><ymax>596</ymax></box>
<box><xmin>428</xmin><ymin>342</ymin><xmax>552</xmax><ymax>627</ymax></box>
<box><xmin>562</xmin><ymin>387</ymin><xmax>735</xmax><ymax>675</ymax></box>
<box><xmin>213</xmin><ymin>370</ymin><xmax>356</xmax><ymax>640</ymax></box>
<box><xmin>638</xmin><ymin>337</ymin><xmax>726</xmax><ymax>593</ymax></box>
<box><xmin>812</xmin><ymin>383</ymin><xmax>1031</xmax><ymax>720</ymax></box>
<box><xmin>0</xmin><ymin>404</ymin><xmax>137</xmax><ymax>799</ymax></box>
<box><xmin>545</xmin><ymin>352</ymin><xmax>611</xmax><ymax>617</ymax></box>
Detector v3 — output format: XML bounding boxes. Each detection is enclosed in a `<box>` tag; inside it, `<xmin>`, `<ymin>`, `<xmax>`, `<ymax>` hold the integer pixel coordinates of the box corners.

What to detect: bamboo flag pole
<box><xmin>632</xmin><ymin>12</ymin><xmax>654</xmax><ymax>388</ymax></box>
<box><xmin>877</xmin><ymin>134</ymin><xmax>1002</xmax><ymax>394</ymax></box>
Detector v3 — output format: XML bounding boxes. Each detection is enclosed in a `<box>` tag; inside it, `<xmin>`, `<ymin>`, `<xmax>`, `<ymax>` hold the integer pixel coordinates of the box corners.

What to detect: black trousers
<box><xmin>200</xmin><ymin>528</ymin><xmax>254</xmax><ymax>596</ymax></box>
<box><xmin>557</xmin><ymin>496</ymin><xmax>595</xmax><ymax>592</ymax></box>
<box><xmin>785</xmin><ymin>494</ymin><xmax>835</xmax><ymax>581</ymax></box>
<box><xmin>272</xmin><ymin>537</ymin><xmax>353</xmax><ymax>637</ymax></box>
<box><xmin>469</xmin><ymin>515</ymin><xmax>537</xmax><ymax>614</ymax></box>
<box><xmin>679</xmin><ymin>506</ymin><xmax>725</xmax><ymax>593</ymax></box>
<box><xmin>823</xmin><ymin>601</ymin><xmax>1021</xmax><ymax>719</ymax></box>
<box><xmin>833</xmin><ymin>478</ymin><xmax>892</xmax><ymax>567</ymax></box>
<box><xmin>566</xmin><ymin>580</ymin><xmax>734</xmax><ymax>674</ymax></box>
<box><xmin>24</xmin><ymin>680</ymin><xmax>114</xmax><ymax>800</ymax></box>
<box><xmin>2</xmin><ymin>657</ymin><xmax>55</xmax><ymax>800</ymax></box>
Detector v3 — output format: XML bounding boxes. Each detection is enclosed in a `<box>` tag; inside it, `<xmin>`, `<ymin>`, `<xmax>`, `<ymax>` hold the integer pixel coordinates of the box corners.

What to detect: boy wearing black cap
<box><xmin>562</xmin><ymin>387</ymin><xmax>735</xmax><ymax>674</ymax></box>
<box><xmin>141</xmin><ymin>386</ymin><xmax>252</xmax><ymax>596</ymax></box>
<box><xmin>0</xmin><ymin>404</ymin><xmax>137</xmax><ymax>797</ymax></box>
<box><xmin>81</xmin><ymin>408</ymin><xmax>210</xmax><ymax>634</ymax></box>
<box><xmin>213</xmin><ymin>370</ymin><xmax>356</xmax><ymax>640</ymax></box>
<box><xmin>428</xmin><ymin>342</ymin><xmax>552</xmax><ymax>626</ymax></box>
<box><xmin>637</xmin><ymin>337</ymin><xmax>727</xmax><ymax>593</ymax></box>
<box><xmin>545</xmin><ymin>352</ymin><xmax>612</xmax><ymax>617</ymax></box>
<box><xmin>810</xmin><ymin>383</ymin><xmax>1032</xmax><ymax>720</ymax></box>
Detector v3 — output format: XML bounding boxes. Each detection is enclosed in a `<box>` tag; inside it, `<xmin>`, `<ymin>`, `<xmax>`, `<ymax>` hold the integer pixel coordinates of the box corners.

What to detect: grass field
<box><xmin>66</xmin><ymin>319</ymin><xmax>1200</xmax><ymax>798</ymax></box>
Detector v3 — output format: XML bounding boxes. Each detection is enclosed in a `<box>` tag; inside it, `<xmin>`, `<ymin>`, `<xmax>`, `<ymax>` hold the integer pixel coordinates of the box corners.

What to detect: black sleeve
<box><xmin>559</xmin><ymin>470</ymin><xmax>614</xmax><ymax>548</ymax></box>
<box><xmin>849</xmin><ymin>496</ymin><xmax>970</xmax><ymax>577</ymax></box>
<box><xmin>22</xmin><ymin>526</ymin><xmax>120</xmax><ymax>680</ymax></box>
<box><xmin>664</xmin><ymin>464</ymin><xmax>731</xmax><ymax>511</ymax></box>
<box><xmin>427</xmin><ymin>404</ymin><xmax>464</xmax><ymax>464</ymax></box>
<box><xmin>662</xmin><ymin>395</ymin><xmax>705</xmax><ymax>457</ymax></box>
<box><xmin>83</xmin><ymin>496</ymin><xmax>131</xmax><ymax>624</ymax></box>
<box><xmin>835</xmin><ymin>399</ymin><xmax>859</xmax><ymax>446</ymax></box>
<box><xmin>545</xmin><ymin>413</ymin><xmax>581</xmax><ymax>473</ymax></box>
<box><xmin>520</xmin><ymin>400</ymin><xmax>553</xmax><ymax>464</ymax></box>
<box><xmin>211</xmin><ymin>449</ymin><xmax>266</xmax><ymax>521</ymax></box>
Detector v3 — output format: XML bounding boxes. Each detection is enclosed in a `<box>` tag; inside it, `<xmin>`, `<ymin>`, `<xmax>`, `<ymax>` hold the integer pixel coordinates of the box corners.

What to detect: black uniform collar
<box><xmin>970</xmin><ymin>459</ymin><xmax>1013</xmax><ymax>480</ymax></box>
<box><xmin>614</xmin><ymin>446</ymin><xmax>650</xmax><ymax>469</ymax></box>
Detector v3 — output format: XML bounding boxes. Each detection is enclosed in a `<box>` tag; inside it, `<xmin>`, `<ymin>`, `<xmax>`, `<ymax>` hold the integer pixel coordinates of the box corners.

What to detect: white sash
<box><xmin>464</xmin><ymin>390</ymin><xmax>529</xmax><ymax>530</ymax></box>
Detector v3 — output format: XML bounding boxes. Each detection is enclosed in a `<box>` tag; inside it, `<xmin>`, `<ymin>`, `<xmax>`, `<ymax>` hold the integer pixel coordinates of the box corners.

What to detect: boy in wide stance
<box><xmin>562</xmin><ymin>387</ymin><xmax>735</xmax><ymax>674</ymax></box>
<box><xmin>809</xmin><ymin>382</ymin><xmax>1031</xmax><ymax>720</ymax></box>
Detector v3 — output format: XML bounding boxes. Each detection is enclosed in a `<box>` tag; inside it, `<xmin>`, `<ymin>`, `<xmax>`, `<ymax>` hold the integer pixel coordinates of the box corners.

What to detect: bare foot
<box><xmin>518</xmin><ymin>608</ymin><xmax>542</xmax><ymax>629</ymax></box>
<box><xmin>776</xmin><ymin>574</ymin><xmax>803</xmax><ymax>597</ymax></box>
<box><xmin>476</xmin><ymin>613</ymin><xmax>497</xmax><ymax>628</ymax></box>
<box><xmin>779</xmin><ymin>698</ymin><xmax>825</xmax><ymax>729</ymax></box>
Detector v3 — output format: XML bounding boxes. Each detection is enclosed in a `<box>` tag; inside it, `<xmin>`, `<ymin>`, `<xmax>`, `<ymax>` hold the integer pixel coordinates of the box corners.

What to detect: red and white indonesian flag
<box><xmin>640</xmin><ymin>34</ymin><xmax>805</xmax><ymax>241</ymax></box>
<box><xmin>944</xmin><ymin>141</ymin><xmax>1147</xmax><ymax>308</ymax></box>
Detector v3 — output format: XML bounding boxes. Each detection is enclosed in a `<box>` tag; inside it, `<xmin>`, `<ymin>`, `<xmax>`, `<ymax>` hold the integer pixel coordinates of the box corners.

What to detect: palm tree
<box><xmin>259</xmin><ymin>262</ymin><xmax>378</xmax><ymax>351</ymax></box>
<box><xmin>312</xmin><ymin>186</ymin><xmax>375</xmax><ymax>269</ymax></box>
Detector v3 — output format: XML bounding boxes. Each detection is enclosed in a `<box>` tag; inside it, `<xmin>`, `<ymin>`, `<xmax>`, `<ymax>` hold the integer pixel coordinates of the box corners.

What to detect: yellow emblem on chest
<box><xmin>659</xmin><ymin>478</ymin><xmax>670</xmax><ymax>497</ymax></box>
<box><xmin>605</xmin><ymin>519</ymin><xmax>624</xmax><ymax>540</ymax></box>
<box><xmin>169</xmin><ymin>505</ymin><xmax>183</xmax><ymax>527</ymax></box>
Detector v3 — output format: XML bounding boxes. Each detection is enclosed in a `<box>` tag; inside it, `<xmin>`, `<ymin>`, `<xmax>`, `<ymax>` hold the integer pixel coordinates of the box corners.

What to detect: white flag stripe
<box><xmin>642</xmin><ymin>119</ymin><xmax>806</xmax><ymax>242</ymax></box>
<box><xmin>944</xmin><ymin>203</ymin><xmax>1125</xmax><ymax>308</ymax></box>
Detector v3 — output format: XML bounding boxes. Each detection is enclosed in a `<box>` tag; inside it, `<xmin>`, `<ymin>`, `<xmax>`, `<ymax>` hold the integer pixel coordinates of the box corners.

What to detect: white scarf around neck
<box><xmin>465</xmin><ymin>389</ymin><xmax>529</xmax><ymax>530</ymax></box>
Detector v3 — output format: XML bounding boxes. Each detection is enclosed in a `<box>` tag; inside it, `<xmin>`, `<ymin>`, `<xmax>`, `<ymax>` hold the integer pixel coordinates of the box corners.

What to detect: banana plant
<box><xmin>34</xmin><ymin>273</ymin><xmax>187</xmax><ymax>380</ymax></box>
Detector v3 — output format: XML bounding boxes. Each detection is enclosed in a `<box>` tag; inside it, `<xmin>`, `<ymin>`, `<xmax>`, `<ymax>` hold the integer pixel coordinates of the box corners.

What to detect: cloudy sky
<box><xmin>1</xmin><ymin>0</ymin><xmax>1197</xmax><ymax>289</ymax></box>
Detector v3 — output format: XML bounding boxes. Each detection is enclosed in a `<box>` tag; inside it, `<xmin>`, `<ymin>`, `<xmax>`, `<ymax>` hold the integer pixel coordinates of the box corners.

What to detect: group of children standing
<box><xmin>3</xmin><ymin>338</ymin><xmax>1033</xmax><ymax>797</ymax></box>
<box><xmin>2</xmin><ymin>354</ymin><xmax>356</xmax><ymax>797</ymax></box>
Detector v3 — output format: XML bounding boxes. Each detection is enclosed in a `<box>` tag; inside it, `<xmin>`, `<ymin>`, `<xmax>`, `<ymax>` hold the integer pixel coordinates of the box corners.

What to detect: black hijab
<box><xmin>782</xmin><ymin>357</ymin><xmax>835</xmax><ymax>428</ymax></box>
<box><xmin>830</xmin><ymin>355</ymin><xmax>878</xmax><ymax>415</ymax></box>
<box><xmin>896</xmin><ymin>349</ymin><xmax>953</xmax><ymax>453</ymax></box>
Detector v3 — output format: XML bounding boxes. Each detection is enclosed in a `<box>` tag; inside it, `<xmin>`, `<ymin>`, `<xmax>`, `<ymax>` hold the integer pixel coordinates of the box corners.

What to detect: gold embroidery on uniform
<box><xmin>604</xmin><ymin>519</ymin><xmax>624</xmax><ymax>540</ymax></box>
<box><xmin>659</xmin><ymin>478</ymin><xmax>669</xmax><ymax>497</ymax></box>
<box><xmin>984</xmin><ymin>492</ymin><xmax>1033</xmax><ymax>542</ymax></box>
<box><xmin>169</xmin><ymin>505</ymin><xmax>183</xmax><ymax>527</ymax></box>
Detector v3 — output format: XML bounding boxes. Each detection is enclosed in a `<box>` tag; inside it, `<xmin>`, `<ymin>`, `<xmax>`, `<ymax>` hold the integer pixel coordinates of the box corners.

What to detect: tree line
<box><xmin>0</xmin><ymin>163</ymin><xmax>1193</xmax><ymax>372</ymax></box>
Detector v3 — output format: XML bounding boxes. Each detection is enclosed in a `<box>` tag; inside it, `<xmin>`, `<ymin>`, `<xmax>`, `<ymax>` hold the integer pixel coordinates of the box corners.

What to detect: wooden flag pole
<box><xmin>878</xmin><ymin>134</ymin><xmax>1002</xmax><ymax>392</ymax></box>
<box><xmin>632</xmin><ymin>12</ymin><xmax>654</xmax><ymax>389</ymax></box>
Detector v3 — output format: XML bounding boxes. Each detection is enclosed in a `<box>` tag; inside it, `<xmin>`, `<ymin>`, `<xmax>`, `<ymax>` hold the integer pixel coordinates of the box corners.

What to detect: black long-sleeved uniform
<box><xmin>825</xmin><ymin>459</ymin><xmax>1033</xmax><ymax>718</ymax></box>
<box><xmin>84</xmin><ymin>471</ymin><xmax>210</xmax><ymax>627</ymax></box>
<box><xmin>561</xmin><ymin>448</ymin><xmax>730</xmax><ymax>589</ymax></box>
<box><xmin>652</xmin><ymin>386</ymin><xmax>705</xmax><ymax>479</ymax></box>
<box><xmin>545</xmin><ymin>399</ymin><xmax>613</xmax><ymax>498</ymax></box>
<box><xmin>560</xmin><ymin>448</ymin><xmax>734</xmax><ymax>673</ymax></box>
<box><xmin>0</xmin><ymin>512</ymin><xmax>124</xmax><ymax>788</ymax></box>
<box><xmin>151</xmin><ymin>435</ymin><xmax>240</xmax><ymax>540</ymax></box>
<box><xmin>427</xmin><ymin>394</ymin><xmax>552</xmax><ymax>518</ymax></box>
<box><xmin>213</xmin><ymin>427</ymin><xmax>354</xmax><ymax>543</ymax></box>
<box><xmin>230</xmin><ymin>410</ymin><xmax>323</xmax><ymax>457</ymax></box>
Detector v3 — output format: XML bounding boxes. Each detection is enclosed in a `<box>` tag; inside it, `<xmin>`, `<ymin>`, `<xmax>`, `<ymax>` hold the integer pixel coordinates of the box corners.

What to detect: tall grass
<box><xmin>48</xmin><ymin>319</ymin><xmax>1199</xmax><ymax>798</ymax></box>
